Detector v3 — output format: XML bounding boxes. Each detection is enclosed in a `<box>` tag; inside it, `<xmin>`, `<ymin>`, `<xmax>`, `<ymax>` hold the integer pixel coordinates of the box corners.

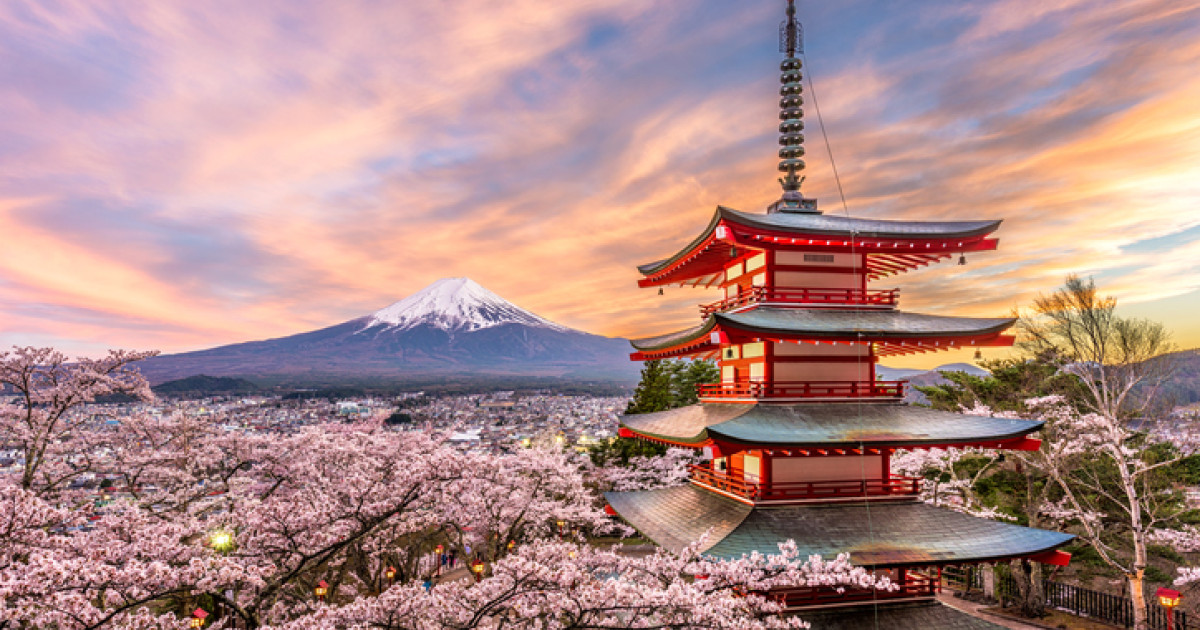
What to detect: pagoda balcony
<box><xmin>696</xmin><ymin>380</ymin><xmax>905</xmax><ymax>401</ymax></box>
<box><xmin>688</xmin><ymin>464</ymin><xmax>921</xmax><ymax>503</ymax></box>
<box><xmin>768</xmin><ymin>569</ymin><xmax>939</xmax><ymax>609</ymax></box>
<box><xmin>700</xmin><ymin>287</ymin><xmax>899</xmax><ymax>316</ymax></box>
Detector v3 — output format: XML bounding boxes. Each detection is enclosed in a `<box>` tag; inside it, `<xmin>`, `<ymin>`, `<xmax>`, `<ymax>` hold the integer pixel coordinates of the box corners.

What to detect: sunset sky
<box><xmin>1</xmin><ymin>0</ymin><xmax>1198</xmax><ymax>369</ymax></box>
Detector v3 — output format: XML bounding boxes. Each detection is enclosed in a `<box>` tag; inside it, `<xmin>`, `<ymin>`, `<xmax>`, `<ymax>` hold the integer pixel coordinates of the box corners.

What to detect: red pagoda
<box><xmin>605</xmin><ymin>2</ymin><xmax>1073</xmax><ymax>624</ymax></box>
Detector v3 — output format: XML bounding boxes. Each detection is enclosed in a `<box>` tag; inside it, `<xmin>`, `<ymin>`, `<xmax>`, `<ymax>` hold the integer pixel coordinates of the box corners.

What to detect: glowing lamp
<box><xmin>470</xmin><ymin>559</ymin><xmax>486</xmax><ymax>581</ymax></box>
<box><xmin>189</xmin><ymin>608</ymin><xmax>208</xmax><ymax>629</ymax></box>
<box><xmin>209</xmin><ymin>530</ymin><xmax>234</xmax><ymax>552</ymax></box>
<box><xmin>1158</xmin><ymin>587</ymin><xmax>1181</xmax><ymax>609</ymax></box>
<box><xmin>314</xmin><ymin>579</ymin><xmax>329</xmax><ymax>601</ymax></box>
<box><xmin>385</xmin><ymin>566</ymin><xmax>396</xmax><ymax>581</ymax></box>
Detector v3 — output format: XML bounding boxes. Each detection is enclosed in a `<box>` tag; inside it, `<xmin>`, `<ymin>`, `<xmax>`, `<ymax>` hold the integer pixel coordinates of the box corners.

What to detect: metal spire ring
<box><xmin>772</xmin><ymin>0</ymin><xmax>818</xmax><ymax>213</ymax></box>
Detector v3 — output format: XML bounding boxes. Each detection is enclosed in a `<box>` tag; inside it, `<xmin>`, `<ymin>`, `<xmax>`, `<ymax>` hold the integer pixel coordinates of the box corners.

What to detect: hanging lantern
<box><xmin>658</xmin><ymin>287</ymin><xmax>664</xmax><ymax>295</ymax></box>
<box><xmin>974</xmin><ymin>348</ymin><xmax>983</xmax><ymax>360</ymax></box>
<box><xmin>958</xmin><ymin>253</ymin><xmax>967</xmax><ymax>265</ymax></box>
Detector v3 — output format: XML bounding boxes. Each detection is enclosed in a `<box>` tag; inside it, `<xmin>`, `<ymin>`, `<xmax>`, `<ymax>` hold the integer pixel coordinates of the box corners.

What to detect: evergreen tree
<box><xmin>916</xmin><ymin>352</ymin><xmax>1085</xmax><ymax>414</ymax></box>
<box><xmin>626</xmin><ymin>359</ymin><xmax>721</xmax><ymax>413</ymax></box>
<box><xmin>625</xmin><ymin>360</ymin><xmax>672</xmax><ymax>414</ymax></box>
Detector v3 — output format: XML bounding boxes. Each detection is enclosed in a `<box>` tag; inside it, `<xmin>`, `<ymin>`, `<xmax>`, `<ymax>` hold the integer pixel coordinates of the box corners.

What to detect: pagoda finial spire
<box><xmin>771</xmin><ymin>0</ymin><xmax>818</xmax><ymax>214</ymax></box>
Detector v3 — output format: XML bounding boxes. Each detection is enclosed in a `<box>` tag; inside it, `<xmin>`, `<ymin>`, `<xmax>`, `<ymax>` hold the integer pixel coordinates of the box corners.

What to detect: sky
<box><xmin>1</xmin><ymin>0</ymin><xmax>1198</xmax><ymax>369</ymax></box>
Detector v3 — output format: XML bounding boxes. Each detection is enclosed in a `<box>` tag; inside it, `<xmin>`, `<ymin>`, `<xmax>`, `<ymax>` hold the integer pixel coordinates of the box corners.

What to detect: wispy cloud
<box><xmin>0</xmin><ymin>0</ymin><xmax>1197</xmax><ymax>366</ymax></box>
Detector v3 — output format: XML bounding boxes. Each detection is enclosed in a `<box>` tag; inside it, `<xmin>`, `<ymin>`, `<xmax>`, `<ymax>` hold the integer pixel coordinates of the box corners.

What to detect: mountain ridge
<box><xmin>137</xmin><ymin>278</ymin><xmax>638</xmax><ymax>385</ymax></box>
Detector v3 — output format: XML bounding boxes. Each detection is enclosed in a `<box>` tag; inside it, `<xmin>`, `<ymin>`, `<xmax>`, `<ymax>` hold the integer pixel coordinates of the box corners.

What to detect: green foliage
<box><xmin>586</xmin><ymin>437</ymin><xmax>668</xmax><ymax>467</ymax></box>
<box><xmin>1148</xmin><ymin>544</ymin><xmax>1184</xmax><ymax>564</ymax></box>
<box><xmin>1063</xmin><ymin>542</ymin><xmax>1110</xmax><ymax>570</ymax></box>
<box><xmin>384</xmin><ymin>412</ymin><xmax>414</xmax><ymax>425</ymax></box>
<box><xmin>625</xmin><ymin>360</ymin><xmax>672</xmax><ymax>414</ymax></box>
<box><xmin>916</xmin><ymin>353</ymin><xmax>1086</xmax><ymax>413</ymax></box>
<box><xmin>1144</xmin><ymin>565</ymin><xmax>1173</xmax><ymax>584</ymax></box>
<box><xmin>625</xmin><ymin>359</ymin><xmax>718</xmax><ymax>414</ymax></box>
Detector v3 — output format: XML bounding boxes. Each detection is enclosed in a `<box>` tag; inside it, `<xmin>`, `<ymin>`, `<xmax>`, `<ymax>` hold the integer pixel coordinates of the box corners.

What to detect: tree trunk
<box><xmin>1009</xmin><ymin>559</ymin><xmax>1046</xmax><ymax>618</ymax></box>
<box><xmin>1130</xmin><ymin>569</ymin><xmax>1148</xmax><ymax>630</ymax></box>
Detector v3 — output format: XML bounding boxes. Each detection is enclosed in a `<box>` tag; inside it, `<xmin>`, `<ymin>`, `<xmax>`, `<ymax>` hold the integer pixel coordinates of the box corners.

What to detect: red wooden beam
<box><xmin>1028</xmin><ymin>550</ymin><xmax>1071</xmax><ymax>567</ymax></box>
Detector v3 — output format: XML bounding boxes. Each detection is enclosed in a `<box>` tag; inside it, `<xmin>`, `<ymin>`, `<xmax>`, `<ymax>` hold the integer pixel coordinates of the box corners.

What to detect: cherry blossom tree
<box><xmin>0</xmin><ymin>346</ymin><xmax>157</xmax><ymax>495</ymax></box>
<box><xmin>275</xmin><ymin>540</ymin><xmax>892</xmax><ymax>629</ymax></box>
<box><xmin>889</xmin><ymin>442</ymin><xmax>1006</xmax><ymax>521</ymax></box>
<box><xmin>591</xmin><ymin>446</ymin><xmax>698</xmax><ymax>492</ymax></box>
<box><xmin>0</xmin><ymin>347</ymin><xmax>897</xmax><ymax>629</ymax></box>
<box><xmin>1021</xmin><ymin>396</ymin><xmax>1196</xmax><ymax>629</ymax></box>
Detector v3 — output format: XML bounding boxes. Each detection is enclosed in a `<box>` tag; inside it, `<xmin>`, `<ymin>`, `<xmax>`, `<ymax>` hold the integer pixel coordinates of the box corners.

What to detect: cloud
<box><xmin>0</xmin><ymin>0</ymin><xmax>1198</xmax><ymax>367</ymax></box>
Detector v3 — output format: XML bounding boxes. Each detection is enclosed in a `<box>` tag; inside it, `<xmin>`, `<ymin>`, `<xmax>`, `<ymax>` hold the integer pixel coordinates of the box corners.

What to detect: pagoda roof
<box><xmin>630</xmin><ymin>308</ymin><xmax>1015</xmax><ymax>352</ymax></box>
<box><xmin>797</xmin><ymin>602</ymin><xmax>1006</xmax><ymax>629</ymax></box>
<box><xmin>619</xmin><ymin>402</ymin><xmax>1043</xmax><ymax>448</ymax></box>
<box><xmin>637</xmin><ymin>206</ymin><xmax>1001</xmax><ymax>276</ymax></box>
<box><xmin>604</xmin><ymin>484</ymin><xmax>1073</xmax><ymax>566</ymax></box>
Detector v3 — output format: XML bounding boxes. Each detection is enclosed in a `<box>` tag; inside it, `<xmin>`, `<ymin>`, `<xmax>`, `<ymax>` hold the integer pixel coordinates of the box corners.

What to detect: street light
<box><xmin>315</xmin><ymin>579</ymin><xmax>329</xmax><ymax>603</ymax></box>
<box><xmin>209</xmin><ymin>530</ymin><xmax>234</xmax><ymax>553</ymax></box>
<box><xmin>470</xmin><ymin>559</ymin><xmax>486</xmax><ymax>582</ymax></box>
<box><xmin>1158</xmin><ymin>587</ymin><xmax>1181</xmax><ymax>628</ymax></box>
<box><xmin>189</xmin><ymin>608</ymin><xmax>208</xmax><ymax>629</ymax></box>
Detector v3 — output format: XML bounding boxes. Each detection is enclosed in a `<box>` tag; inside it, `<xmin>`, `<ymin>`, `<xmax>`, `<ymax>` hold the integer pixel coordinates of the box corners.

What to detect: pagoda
<box><xmin>605</xmin><ymin>1</ymin><xmax>1073</xmax><ymax>624</ymax></box>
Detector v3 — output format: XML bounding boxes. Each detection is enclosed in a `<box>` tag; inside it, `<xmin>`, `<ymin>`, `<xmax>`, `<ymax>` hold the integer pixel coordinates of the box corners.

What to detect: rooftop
<box><xmin>619</xmin><ymin>402</ymin><xmax>1043</xmax><ymax>448</ymax></box>
<box><xmin>605</xmin><ymin>484</ymin><xmax>1073</xmax><ymax>566</ymax></box>
<box><xmin>630</xmin><ymin>308</ymin><xmax>1015</xmax><ymax>352</ymax></box>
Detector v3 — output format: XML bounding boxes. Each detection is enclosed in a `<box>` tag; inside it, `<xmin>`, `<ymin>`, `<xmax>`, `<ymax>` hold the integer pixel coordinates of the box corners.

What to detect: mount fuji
<box><xmin>137</xmin><ymin>278</ymin><xmax>638</xmax><ymax>385</ymax></box>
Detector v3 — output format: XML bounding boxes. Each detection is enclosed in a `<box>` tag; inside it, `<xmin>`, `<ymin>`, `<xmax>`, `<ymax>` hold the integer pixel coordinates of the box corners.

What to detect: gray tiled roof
<box><xmin>637</xmin><ymin>206</ymin><xmax>1001</xmax><ymax>275</ymax></box>
<box><xmin>722</xmin><ymin>207</ymin><xmax>1001</xmax><ymax>239</ymax></box>
<box><xmin>606</xmin><ymin>485</ymin><xmax>1073</xmax><ymax>566</ymax></box>
<box><xmin>630</xmin><ymin>308</ymin><xmax>1015</xmax><ymax>351</ymax></box>
<box><xmin>796</xmin><ymin>601</ymin><xmax>1006</xmax><ymax>629</ymax></box>
<box><xmin>620</xmin><ymin>402</ymin><xmax>1043</xmax><ymax>447</ymax></box>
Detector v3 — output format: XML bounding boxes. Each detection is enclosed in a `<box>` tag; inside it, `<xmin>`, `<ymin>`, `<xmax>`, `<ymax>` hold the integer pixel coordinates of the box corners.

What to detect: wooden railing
<box><xmin>769</xmin><ymin>569</ymin><xmax>938</xmax><ymax>607</ymax></box>
<box><xmin>688</xmin><ymin>464</ymin><xmax>921</xmax><ymax>502</ymax></box>
<box><xmin>696</xmin><ymin>380</ymin><xmax>904</xmax><ymax>400</ymax></box>
<box><xmin>701</xmin><ymin>286</ymin><xmax>898</xmax><ymax>315</ymax></box>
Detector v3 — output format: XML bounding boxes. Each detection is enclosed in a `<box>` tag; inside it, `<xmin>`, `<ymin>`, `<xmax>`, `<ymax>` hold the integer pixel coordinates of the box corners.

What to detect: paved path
<box><xmin>938</xmin><ymin>592</ymin><xmax>1047</xmax><ymax>630</ymax></box>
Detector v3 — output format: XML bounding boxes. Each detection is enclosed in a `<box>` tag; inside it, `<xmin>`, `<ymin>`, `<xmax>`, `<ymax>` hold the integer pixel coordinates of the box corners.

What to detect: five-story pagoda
<box><xmin>606</xmin><ymin>1</ymin><xmax>1073</xmax><ymax>624</ymax></box>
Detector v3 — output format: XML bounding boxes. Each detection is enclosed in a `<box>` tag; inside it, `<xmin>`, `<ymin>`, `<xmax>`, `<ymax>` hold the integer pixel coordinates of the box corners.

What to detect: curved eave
<box><xmin>619</xmin><ymin>402</ymin><xmax>1044</xmax><ymax>449</ymax></box>
<box><xmin>635</xmin><ymin>207</ymin><xmax>1003</xmax><ymax>286</ymax></box>
<box><xmin>716</xmin><ymin>309</ymin><xmax>1016</xmax><ymax>340</ymax></box>
<box><xmin>636</xmin><ymin>209</ymin><xmax>723</xmax><ymax>276</ymax></box>
<box><xmin>630</xmin><ymin>310</ymin><xmax>1017</xmax><ymax>356</ymax></box>
<box><xmin>606</xmin><ymin>485</ymin><xmax>1074</xmax><ymax>567</ymax></box>
<box><xmin>721</xmin><ymin>207</ymin><xmax>1002</xmax><ymax>240</ymax></box>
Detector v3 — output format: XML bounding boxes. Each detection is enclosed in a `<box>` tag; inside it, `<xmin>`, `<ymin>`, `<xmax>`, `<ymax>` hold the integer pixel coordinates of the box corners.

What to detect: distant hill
<box><xmin>877</xmin><ymin>362</ymin><xmax>991</xmax><ymax>404</ymax></box>
<box><xmin>136</xmin><ymin>278</ymin><xmax>639</xmax><ymax>386</ymax></box>
<box><xmin>152</xmin><ymin>375</ymin><xmax>264</xmax><ymax>397</ymax></box>
<box><xmin>883</xmin><ymin>351</ymin><xmax>1200</xmax><ymax>408</ymax></box>
<box><xmin>1154</xmin><ymin>348</ymin><xmax>1200</xmax><ymax>407</ymax></box>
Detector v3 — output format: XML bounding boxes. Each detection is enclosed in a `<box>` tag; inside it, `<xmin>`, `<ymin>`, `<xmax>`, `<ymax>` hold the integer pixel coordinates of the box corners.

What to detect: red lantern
<box><xmin>314</xmin><ymin>579</ymin><xmax>329</xmax><ymax>602</ymax></box>
<box><xmin>1158</xmin><ymin>587</ymin><xmax>1182</xmax><ymax>628</ymax></box>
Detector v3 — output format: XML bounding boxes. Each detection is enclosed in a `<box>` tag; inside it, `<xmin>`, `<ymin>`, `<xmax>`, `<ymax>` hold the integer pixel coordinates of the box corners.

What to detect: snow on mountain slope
<box><xmin>364</xmin><ymin>277</ymin><xmax>569</xmax><ymax>333</ymax></box>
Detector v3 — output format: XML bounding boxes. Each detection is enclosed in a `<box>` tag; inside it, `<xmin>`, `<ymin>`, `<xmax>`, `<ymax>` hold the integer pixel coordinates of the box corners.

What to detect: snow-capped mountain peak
<box><xmin>364</xmin><ymin>277</ymin><xmax>569</xmax><ymax>333</ymax></box>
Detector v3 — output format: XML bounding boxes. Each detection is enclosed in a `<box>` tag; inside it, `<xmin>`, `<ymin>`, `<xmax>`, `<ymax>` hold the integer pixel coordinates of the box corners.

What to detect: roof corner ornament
<box><xmin>770</xmin><ymin>0</ymin><xmax>819</xmax><ymax>214</ymax></box>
